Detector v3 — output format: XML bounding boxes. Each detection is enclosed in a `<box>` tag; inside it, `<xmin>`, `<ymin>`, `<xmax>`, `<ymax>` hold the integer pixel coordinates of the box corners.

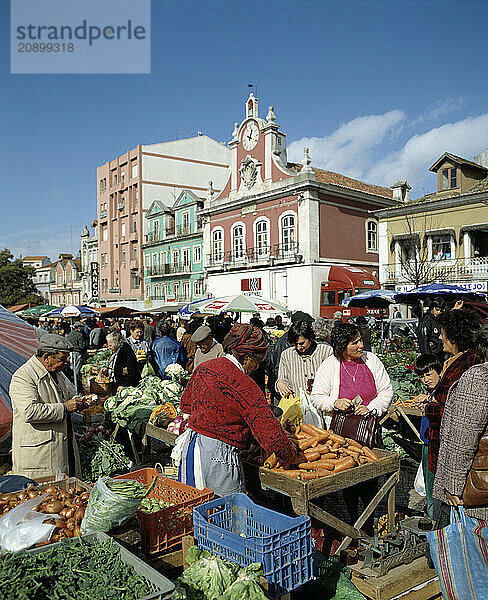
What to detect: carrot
<box><xmin>358</xmin><ymin>456</ymin><xmax>368</xmax><ymax>464</ymax></box>
<box><xmin>320</xmin><ymin>452</ymin><xmax>339</xmax><ymax>459</ymax></box>
<box><xmin>344</xmin><ymin>449</ymin><xmax>360</xmax><ymax>459</ymax></box>
<box><xmin>333</xmin><ymin>456</ymin><xmax>356</xmax><ymax>472</ymax></box>
<box><xmin>328</xmin><ymin>433</ymin><xmax>346</xmax><ymax>445</ymax></box>
<box><xmin>361</xmin><ymin>447</ymin><xmax>379</xmax><ymax>461</ymax></box>
<box><xmin>314</xmin><ymin>468</ymin><xmax>333</xmax><ymax>478</ymax></box>
<box><xmin>308</xmin><ymin>443</ymin><xmax>329</xmax><ymax>453</ymax></box>
<box><xmin>345</xmin><ymin>437</ymin><xmax>362</xmax><ymax>449</ymax></box>
<box><xmin>299</xmin><ymin>434</ymin><xmax>327</xmax><ymax>450</ymax></box>
<box><xmin>296</xmin><ymin>433</ymin><xmax>308</xmax><ymax>440</ymax></box>
<box><xmin>300</xmin><ymin>422</ymin><xmax>324</xmax><ymax>436</ymax></box>
<box><xmin>307</xmin><ymin>459</ymin><xmax>336</xmax><ymax>470</ymax></box>
<box><xmin>298</xmin><ymin>462</ymin><xmax>320</xmax><ymax>470</ymax></box>
<box><xmin>304</xmin><ymin>451</ymin><xmax>321</xmax><ymax>462</ymax></box>
<box><xmin>264</xmin><ymin>454</ymin><xmax>278</xmax><ymax>469</ymax></box>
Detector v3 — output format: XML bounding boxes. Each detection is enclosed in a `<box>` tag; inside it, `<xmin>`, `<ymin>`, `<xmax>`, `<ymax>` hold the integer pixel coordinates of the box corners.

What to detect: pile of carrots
<box><xmin>265</xmin><ymin>421</ymin><xmax>379</xmax><ymax>481</ymax></box>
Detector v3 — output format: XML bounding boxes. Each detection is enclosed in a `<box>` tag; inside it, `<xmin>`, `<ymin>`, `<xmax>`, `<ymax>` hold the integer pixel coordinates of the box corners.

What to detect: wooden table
<box><xmin>259</xmin><ymin>448</ymin><xmax>400</xmax><ymax>554</ymax></box>
<box><xmin>381</xmin><ymin>405</ymin><xmax>423</xmax><ymax>442</ymax></box>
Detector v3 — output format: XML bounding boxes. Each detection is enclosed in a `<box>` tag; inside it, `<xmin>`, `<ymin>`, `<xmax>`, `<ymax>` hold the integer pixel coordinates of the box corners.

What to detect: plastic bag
<box><xmin>0</xmin><ymin>493</ymin><xmax>55</xmax><ymax>552</ymax></box>
<box><xmin>80</xmin><ymin>476</ymin><xmax>142</xmax><ymax>534</ymax></box>
<box><xmin>413</xmin><ymin>463</ymin><xmax>426</xmax><ymax>496</ymax></box>
<box><xmin>426</xmin><ymin>506</ymin><xmax>488</xmax><ymax>600</ymax></box>
<box><xmin>141</xmin><ymin>361</ymin><xmax>155</xmax><ymax>378</ymax></box>
<box><xmin>299</xmin><ymin>387</ymin><xmax>324</xmax><ymax>429</ymax></box>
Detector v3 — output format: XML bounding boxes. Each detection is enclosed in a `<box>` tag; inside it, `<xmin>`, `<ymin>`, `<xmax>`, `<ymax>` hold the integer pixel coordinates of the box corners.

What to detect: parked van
<box><xmin>319</xmin><ymin>266</ymin><xmax>380</xmax><ymax>319</ymax></box>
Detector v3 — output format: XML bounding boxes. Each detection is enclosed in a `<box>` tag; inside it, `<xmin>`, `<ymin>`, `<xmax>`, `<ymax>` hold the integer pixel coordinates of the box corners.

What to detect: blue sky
<box><xmin>2</xmin><ymin>0</ymin><xmax>488</xmax><ymax>260</ymax></box>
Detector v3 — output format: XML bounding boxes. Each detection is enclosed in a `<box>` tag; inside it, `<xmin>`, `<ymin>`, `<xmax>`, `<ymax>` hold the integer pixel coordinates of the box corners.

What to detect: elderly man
<box><xmin>9</xmin><ymin>334</ymin><xmax>83</xmax><ymax>479</ymax></box>
<box><xmin>192</xmin><ymin>325</ymin><xmax>225</xmax><ymax>369</ymax></box>
<box><xmin>66</xmin><ymin>321</ymin><xmax>87</xmax><ymax>393</ymax></box>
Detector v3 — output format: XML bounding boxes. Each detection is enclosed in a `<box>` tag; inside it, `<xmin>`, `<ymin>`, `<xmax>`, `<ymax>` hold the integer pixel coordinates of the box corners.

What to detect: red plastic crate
<box><xmin>115</xmin><ymin>468</ymin><xmax>213</xmax><ymax>554</ymax></box>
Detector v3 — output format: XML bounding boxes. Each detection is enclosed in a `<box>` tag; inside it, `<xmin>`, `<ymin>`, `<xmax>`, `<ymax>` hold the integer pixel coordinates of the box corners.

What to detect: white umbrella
<box><xmin>45</xmin><ymin>305</ymin><xmax>101</xmax><ymax>318</ymax></box>
<box><xmin>183</xmin><ymin>294</ymin><xmax>290</xmax><ymax>315</ymax></box>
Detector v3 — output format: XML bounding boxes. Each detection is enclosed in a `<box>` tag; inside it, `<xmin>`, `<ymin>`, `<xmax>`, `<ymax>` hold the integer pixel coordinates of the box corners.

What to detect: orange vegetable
<box><xmin>333</xmin><ymin>456</ymin><xmax>356</xmax><ymax>472</ymax></box>
<box><xmin>361</xmin><ymin>446</ymin><xmax>379</xmax><ymax>461</ymax></box>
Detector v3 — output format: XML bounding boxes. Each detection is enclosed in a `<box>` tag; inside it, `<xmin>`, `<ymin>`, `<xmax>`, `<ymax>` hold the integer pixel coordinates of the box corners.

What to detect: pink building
<box><xmin>97</xmin><ymin>136</ymin><xmax>230</xmax><ymax>308</ymax></box>
<box><xmin>203</xmin><ymin>96</ymin><xmax>396</xmax><ymax>316</ymax></box>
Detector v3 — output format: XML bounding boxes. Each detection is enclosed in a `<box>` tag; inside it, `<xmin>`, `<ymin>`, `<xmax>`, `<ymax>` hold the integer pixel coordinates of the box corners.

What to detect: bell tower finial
<box><xmin>246</xmin><ymin>93</ymin><xmax>258</xmax><ymax>119</ymax></box>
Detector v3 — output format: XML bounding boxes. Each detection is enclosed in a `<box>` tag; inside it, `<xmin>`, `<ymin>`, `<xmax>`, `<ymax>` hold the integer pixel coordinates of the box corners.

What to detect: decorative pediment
<box><xmin>239</xmin><ymin>155</ymin><xmax>261</xmax><ymax>190</ymax></box>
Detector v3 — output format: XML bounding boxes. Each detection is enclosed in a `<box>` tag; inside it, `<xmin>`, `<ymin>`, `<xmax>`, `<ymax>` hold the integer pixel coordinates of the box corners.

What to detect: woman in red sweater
<box><xmin>175</xmin><ymin>323</ymin><xmax>297</xmax><ymax>496</ymax></box>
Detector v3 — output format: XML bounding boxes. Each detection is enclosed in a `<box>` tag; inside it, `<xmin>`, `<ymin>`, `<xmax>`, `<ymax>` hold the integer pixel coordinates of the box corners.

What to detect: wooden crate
<box><xmin>350</xmin><ymin>556</ymin><xmax>441</xmax><ymax>600</ymax></box>
<box><xmin>145</xmin><ymin>422</ymin><xmax>178</xmax><ymax>446</ymax></box>
<box><xmin>259</xmin><ymin>448</ymin><xmax>400</xmax><ymax>511</ymax></box>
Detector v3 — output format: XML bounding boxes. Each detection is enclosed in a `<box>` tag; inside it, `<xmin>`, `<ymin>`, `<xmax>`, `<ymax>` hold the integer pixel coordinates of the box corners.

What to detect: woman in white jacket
<box><xmin>311</xmin><ymin>322</ymin><xmax>393</xmax><ymax>428</ymax></box>
<box><xmin>311</xmin><ymin>322</ymin><xmax>393</xmax><ymax>533</ymax></box>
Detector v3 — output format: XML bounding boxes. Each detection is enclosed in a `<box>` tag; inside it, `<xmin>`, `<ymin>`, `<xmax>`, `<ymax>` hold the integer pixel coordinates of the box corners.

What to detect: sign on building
<box><xmin>91</xmin><ymin>262</ymin><xmax>99</xmax><ymax>298</ymax></box>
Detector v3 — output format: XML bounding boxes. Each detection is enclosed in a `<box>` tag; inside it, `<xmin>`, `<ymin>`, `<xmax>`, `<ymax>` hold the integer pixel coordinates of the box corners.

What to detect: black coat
<box><xmin>417</xmin><ymin>312</ymin><xmax>443</xmax><ymax>355</ymax></box>
<box><xmin>114</xmin><ymin>343</ymin><xmax>141</xmax><ymax>387</ymax></box>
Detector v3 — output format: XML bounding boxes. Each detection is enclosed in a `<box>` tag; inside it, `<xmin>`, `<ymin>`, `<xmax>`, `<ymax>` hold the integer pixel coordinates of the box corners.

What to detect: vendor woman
<box><xmin>175</xmin><ymin>323</ymin><xmax>297</xmax><ymax>496</ymax></box>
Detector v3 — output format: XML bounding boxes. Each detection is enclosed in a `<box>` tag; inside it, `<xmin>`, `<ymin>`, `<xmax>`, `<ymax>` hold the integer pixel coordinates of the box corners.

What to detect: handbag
<box><xmin>462</xmin><ymin>364</ymin><xmax>488</xmax><ymax>507</ymax></box>
<box><xmin>463</xmin><ymin>430</ymin><xmax>488</xmax><ymax>507</ymax></box>
<box><xmin>330</xmin><ymin>409</ymin><xmax>379</xmax><ymax>448</ymax></box>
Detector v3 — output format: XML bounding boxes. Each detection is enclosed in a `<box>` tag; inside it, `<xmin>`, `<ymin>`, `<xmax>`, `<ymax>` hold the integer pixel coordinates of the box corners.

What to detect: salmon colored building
<box><xmin>202</xmin><ymin>95</ymin><xmax>397</xmax><ymax>317</ymax></box>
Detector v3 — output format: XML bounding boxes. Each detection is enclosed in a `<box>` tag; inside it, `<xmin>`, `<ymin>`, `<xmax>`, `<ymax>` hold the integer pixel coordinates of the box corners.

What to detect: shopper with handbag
<box><xmin>310</xmin><ymin>322</ymin><xmax>393</xmax><ymax>533</ymax></box>
<box><xmin>433</xmin><ymin>324</ymin><xmax>488</xmax><ymax>523</ymax></box>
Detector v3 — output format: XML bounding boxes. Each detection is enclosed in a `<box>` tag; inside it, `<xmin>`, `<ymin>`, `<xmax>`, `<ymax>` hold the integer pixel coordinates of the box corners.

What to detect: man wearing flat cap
<box><xmin>9</xmin><ymin>334</ymin><xmax>83</xmax><ymax>479</ymax></box>
<box><xmin>192</xmin><ymin>325</ymin><xmax>225</xmax><ymax>370</ymax></box>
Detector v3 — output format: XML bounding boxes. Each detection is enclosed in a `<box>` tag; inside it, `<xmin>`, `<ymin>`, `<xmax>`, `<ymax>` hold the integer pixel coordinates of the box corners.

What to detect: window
<box><xmin>255</xmin><ymin>220</ymin><xmax>269</xmax><ymax>256</ymax></box>
<box><xmin>153</xmin><ymin>220</ymin><xmax>159</xmax><ymax>239</ymax></box>
<box><xmin>100</xmin><ymin>179</ymin><xmax>103</xmax><ymax>193</ymax></box>
<box><xmin>145</xmin><ymin>285</ymin><xmax>150</xmax><ymax>298</ymax></box>
<box><xmin>194</xmin><ymin>279</ymin><xmax>203</xmax><ymax>296</ymax></box>
<box><xmin>281</xmin><ymin>214</ymin><xmax>296</xmax><ymax>254</ymax></box>
<box><xmin>132</xmin><ymin>220</ymin><xmax>136</xmax><ymax>233</ymax></box>
<box><xmin>135</xmin><ymin>189</ymin><xmax>138</xmax><ymax>206</ymax></box>
<box><xmin>121</xmin><ymin>171</ymin><xmax>125</xmax><ymax>185</ymax></box>
<box><xmin>321</xmin><ymin>290</ymin><xmax>336</xmax><ymax>306</ymax></box>
<box><xmin>172</xmin><ymin>249</ymin><xmax>179</xmax><ymax>269</ymax></box>
<box><xmin>113</xmin><ymin>174</ymin><xmax>117</xmax><ymax>186</ymax></box>
<box><xmin>133</xmin><ymin>246</ymin><xmax>137</xmax><ymax>260</ymax></box>
<box><xmin>103</xmin><ymin>178</ymin><xmax>107</xmax><ymax>190</ymax></box>
<box><xmin>431</xmin><ymin>234</ymin><xmax>452</xmax><ymax>260</ymax></box>
<box><xmin>232</xmin><ymin>225</ymin><xmax>245</xmax><ymax>259</ymax></box>
<box><xmin>121</xmin><ymin>251</ymin><xmax>126</xmax><ymax>264</ymax></box>
<box><xmin>212</xmin><ymin>229</ymin><xmax>223</xmax><ymax>261</ymax></box>
<box><xmin>66</xmin><ymin>270</ymin><xmax>72</xmax><ymax>284</ymax></box>
<box><xmin>131</xmin><ymin>274</ymin><xmax>139</xmax><ymax>289</ymax></box>
<box><xmin>337</xmin><ymin>290</ymin><xmax>353</xmax><ymax>305</ymax></box>
<box><xmin>132</xmin><ymin>164</ymin><xmax>138</xmax><ymax>178</ymax></box>
<box><xmin>102</xmin><ymin>227</ymin><xmax>108</xmax><ymax>241</ymax></box>
<box><xmin>182</xmin><ymin>248</ymin><xmax>190</xmax><ymax>270</ymax></box>
<box><xmin>367</xmin><ymin>220</ymin><xmax>378</xmax><ymax>252</ymax></box>
<box><xmin>182</xmin><ymin>281</ymin><xmax>189</xmax><ymax>299</ymax></box>
<box><xmin>57</xmin><ymin>273</ymin><xmax>62</xmax><ymax>286</ymax></box>
<box><xmin>182</xmin><ymin>211</ymin><xmax>190</xmax><ymax>233</ymax></box>
<box><xmin>193</xmin><ymin>245</ymin><xmax>201</xmax><ymax>263</ymax></box>
<box><xmin>121</xmin><ymin>223</ymin><xmax>126</xmax><ymax>237</ymax></box>
<box><xmin>442</xmin><ymin>168</ymin><xmax>457</xmax><ymax>190</ymax></box>
<box><xmin>172</xmin><ymin>282</ymin><xmax>179</xmax><ymax>298</ymax></box>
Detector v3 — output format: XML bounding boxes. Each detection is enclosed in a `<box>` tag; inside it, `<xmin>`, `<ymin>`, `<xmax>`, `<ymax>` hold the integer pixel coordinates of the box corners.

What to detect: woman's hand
<box><xmin>445</xmin><ymin>491</ymin><xmax>464</xmax><ymax>506</ymax></box>
<box><xmin>354</xmin><ymin>405</ymin><xmax>370</xmax><ymax>416</ymax></box>
<box><xmin>334</xmin><ymin>398</ymin><xmax>353</xmax><ymax>411</ymax></box>
<box><xmin>277</xmin><ymin>380</ymin><xmax>293</xmax><ymax>397</ymax></box>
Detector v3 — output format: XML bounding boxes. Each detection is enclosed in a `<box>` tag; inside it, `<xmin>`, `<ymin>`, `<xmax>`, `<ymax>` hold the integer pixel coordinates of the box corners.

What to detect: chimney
<box><xmin>390</xmin><ymin>181</ymin><xmax>411</xmax><ymax>203</ymax></box>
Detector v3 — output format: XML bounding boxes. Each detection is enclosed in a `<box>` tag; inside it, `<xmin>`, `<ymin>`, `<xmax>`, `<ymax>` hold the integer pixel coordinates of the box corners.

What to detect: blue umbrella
<box><xmin>178</xmin><ymin>297</ymin><xmax>213</xmax><ymax>317</ymax></box>
<box><xmin>44</xmin><ymin>305</ymin><xmax>100</xmax><ymax>317</ymax></box>
<box><xmin>342</xmin><ymin>289</ymin><xmax>398</xmax><ymax>308</ymax></box>
<box><xmin>396</xmin><ymin>283</ymin><xmax>486</xmax><ymax>303</ymax></box>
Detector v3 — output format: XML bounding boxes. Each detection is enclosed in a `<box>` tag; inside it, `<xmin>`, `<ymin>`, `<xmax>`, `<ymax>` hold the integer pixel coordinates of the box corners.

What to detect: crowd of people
<box><xmin>11</xmin><ymin>298</ymin><xmax>488</xmax><ymax>543</ymax></box>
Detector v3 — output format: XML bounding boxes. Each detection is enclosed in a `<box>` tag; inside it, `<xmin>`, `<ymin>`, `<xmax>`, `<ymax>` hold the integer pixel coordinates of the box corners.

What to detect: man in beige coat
<box><xmin>9</xmin><ymin>334</ymin><xmax>83</xmax><ymax>479</ymax></box>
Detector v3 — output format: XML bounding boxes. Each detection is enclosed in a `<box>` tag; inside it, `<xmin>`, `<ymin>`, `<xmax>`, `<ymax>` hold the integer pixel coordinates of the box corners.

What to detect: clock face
<box><xmin>242</xmin><ymin>122</ymin><xmax>259</xmax><ymax>151</ymax></box>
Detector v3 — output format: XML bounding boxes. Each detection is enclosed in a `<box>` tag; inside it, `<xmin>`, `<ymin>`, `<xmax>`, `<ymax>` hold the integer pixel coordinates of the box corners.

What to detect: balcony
<box><xmin>99</xmin><ymin>210</ymin><xmax>107</xmax><ymax>220</ymax></box>
<box><xmin>165</xmin><ymin>224</ymin><xmax>201</xmax><ymax>238</ymax></box>
<box><xmin>145</xmin><ymin>264</ymin><xmax>170</xmax><ymax>277</ymax></box>
<box><xmin>144</xmin><ymin>231</ymin><xmax>162</xmax><ymax>244</ymax></box>
<box><xmin>148</xmin><ymin>294</ymin><xmax>192</xmax><ymax>302</ymax></box>
<box><xmin>383</xmin><ymin>256</ymin><xmax>488</xmax><ymax>285</ymax></box>
<box><xmin>206</xmin><ymin>243</ymin><xmax>300</xmax><ymax>271</ymax></box>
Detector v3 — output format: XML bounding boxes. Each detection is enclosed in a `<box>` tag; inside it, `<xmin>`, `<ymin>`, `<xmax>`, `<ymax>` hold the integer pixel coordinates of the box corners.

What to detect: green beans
<box><xmin>106</xmin><ymin>480</ymin><xmax>147</xmax><ymax>499</ymax></box>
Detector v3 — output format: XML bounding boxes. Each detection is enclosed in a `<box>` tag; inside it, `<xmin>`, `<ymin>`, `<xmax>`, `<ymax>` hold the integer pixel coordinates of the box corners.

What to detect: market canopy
<box><xmin>0</xmin><ymin>305</ymin><xmax>38</xmax><ymax>442</ymax></box>
<box><xmin>341</xmin><ymin>289</ymin><xmax>398</xmax><ymax>309</ymax></box>
<box><xmin>6</xmin><ymin>303</ymin><xmax>36</xmax><ymax>314</ymax></box>
<box><xmin>395</xmin><ymin>283</ymin><xmax>486</xmax><ymax>304</ymax></box>
<box><xmin>22</xmin><ymin>304</ymin><xmax>58</xmax><ymax>317</ymax></box>
<box><xmin>44</xmin><ymin>305</ymin><xmax>101</xmax><ymax>318</ymax></box>
<box><xmin>97</xmin><ymin>306</ymin><xmax>137</xmax><ymax>318</ymax></box>
<box><xmin>179</xmin><ymin>294</ymin><xmax>290</xmax><ymax>316</ymax></box>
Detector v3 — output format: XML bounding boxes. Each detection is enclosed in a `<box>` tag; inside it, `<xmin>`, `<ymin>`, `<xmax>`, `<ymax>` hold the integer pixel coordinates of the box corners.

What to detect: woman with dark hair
<box><xmin>425</xmin><ymin>308</ymin><xmax>479</xmax><ymax>479</ymax></box>
<box><xmin>105</xmin><ymin>331</ymin><xmax>141</xmax><ymax>389</ymax></box>
<box><xmin>175</xmin><ymin>324</ymin><xmax>297</xmax><ymax>496</ymax></box>
<box><xmin>310</xmin><ymin>322</ymin><xmax>393</xmax><ymax>427</ymax></box>
<box><xmin>311</xmin><ymin>322</ymin><xmax>393</xmax><ymax>532</ymax></box>
<box><xmin>276</xmin><ymin>320</ymin><xmax>332</xmax><ymax>397</ymax></box>
<box><xmin>433</xmin><ymin>325</ymin><xmax>488</xmax><ymax>525</ymax></box>
<box><xmin>180</xmin><ymin>319</ymin><xmax>200</xmax><ymax>373</ymax></box>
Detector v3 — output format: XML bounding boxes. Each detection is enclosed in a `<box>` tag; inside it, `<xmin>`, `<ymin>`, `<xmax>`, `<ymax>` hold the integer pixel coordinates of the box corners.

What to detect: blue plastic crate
<box><xmin>193</xmin><ymin>493</ymin><xmax>312</xmax><ymax>597</ymax></box>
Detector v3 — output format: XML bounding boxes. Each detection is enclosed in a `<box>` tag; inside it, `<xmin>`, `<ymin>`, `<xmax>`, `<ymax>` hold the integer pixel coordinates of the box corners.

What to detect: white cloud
<box><xmin>288</xmin><ymin>110</ymin><xmax>488</xmax><ymax>196</ymax></box>
<box><xmin>288</xmin><ymin>110</ymin><xmax>405</xmax><ymax>179</ymax></box>
<box><xmin>413</xmin><ymin>97</ymin><xmax>465</xmax><ymax>125</ymax></box>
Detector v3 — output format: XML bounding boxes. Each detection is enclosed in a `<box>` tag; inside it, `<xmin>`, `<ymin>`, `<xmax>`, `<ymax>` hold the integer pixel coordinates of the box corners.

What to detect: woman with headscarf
<box><xmin>175</xmin><ymin>323</ymin><xmax>297</xmax><ymax>496</ymax></box>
